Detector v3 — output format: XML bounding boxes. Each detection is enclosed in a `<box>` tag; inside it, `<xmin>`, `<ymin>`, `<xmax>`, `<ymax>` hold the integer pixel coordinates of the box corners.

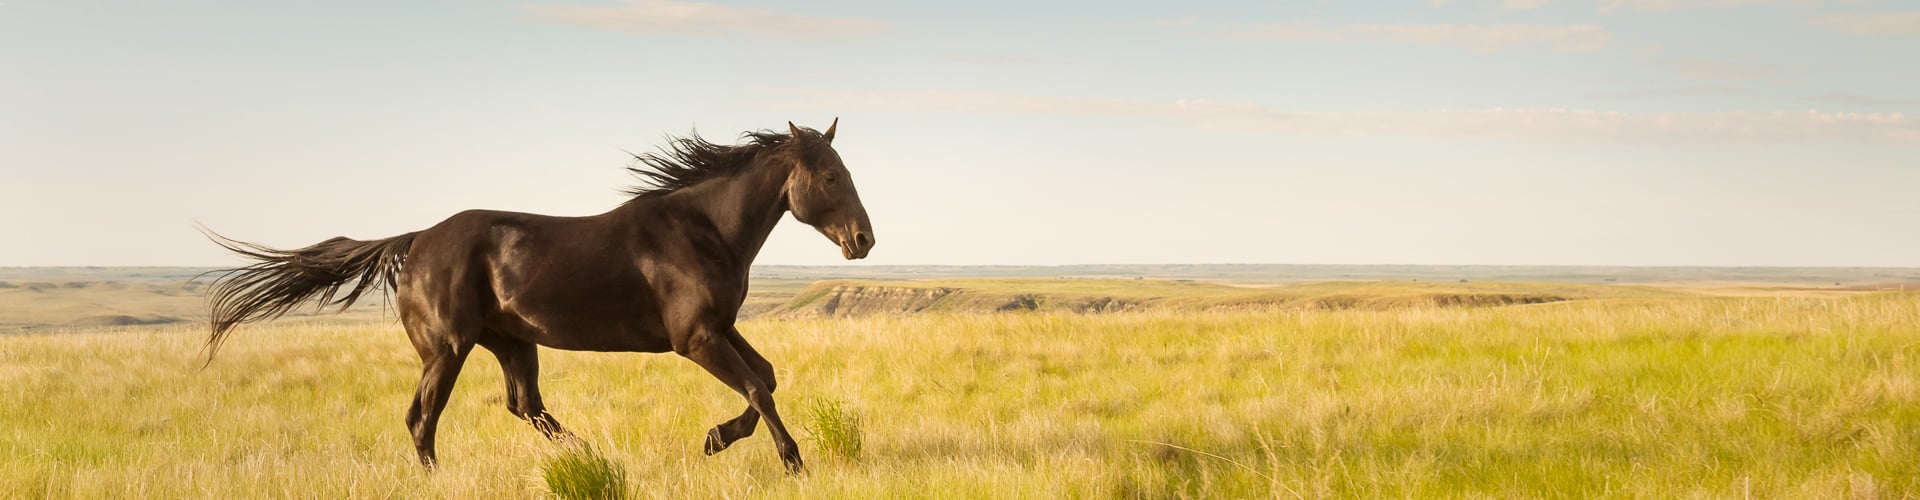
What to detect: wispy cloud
<box><xmin>1654</xmin><ymin>58</ymin><xmax>1797</xmax><ymax>81</ymax></box>
<box><xmin>765</xmin><ymin>89</ymin><xmax>1920</xmax><ymax>144</ymax></box>
<box><xmin>1504</xmin><ymin>0</ymin><xmax>1552</xmax><ymax>11</ymax></box>
<box><xmin>519</xmin><ymin>0</ymin><xmax>889</xmax><ymax>38</ymax></box>
<box><xmin>1216</xmin><ymin>23</ymin><xmax>1611</xmax><ymax>52</ymax></box>
<box><xmin>1807</xmin><ymin>11</ymin><xmax>1920</xmax><ymax>36</ymax></box>
<box><xmin>940</xmin><ymin>54</ymin><xmax>1044</xmax><ymax>66</ymax></box>
<box><xmin>1802</xmin><ymin>91</ymin><xmax>1920</xmax><ymax>107</ymax></box>
<box><xmin>1584</xmin><ymin>86</ymin><xmax>1749</xmax><ymax>99</ymax></box>
<box><xmin>1599</xmin><ymin>0</ymin><xmax>1821</xmax><ymax>13</ymax></box>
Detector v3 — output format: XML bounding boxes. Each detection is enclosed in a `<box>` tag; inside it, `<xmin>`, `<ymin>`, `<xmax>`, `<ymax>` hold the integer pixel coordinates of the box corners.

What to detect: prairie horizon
<box><xmin>6</xmin><ymin>263</ymin><xmax>1917</xmax><ymax>332</ymax></box>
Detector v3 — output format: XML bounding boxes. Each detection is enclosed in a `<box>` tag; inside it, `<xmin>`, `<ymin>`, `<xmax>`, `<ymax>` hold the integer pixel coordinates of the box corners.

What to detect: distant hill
<box><xmin>761</xmin><ymin>278</ymin><xmax>1684</xmax><ymax>318</ymax></box>
<box><xmin>748</xmin><ymin>264</ymin><xmax>1920</xmax><ymax>286</ymax></box>
<box><xmin>0</xmin><ymin>270</ymin><xmax>391</xmax><ymax>334</ymax></box>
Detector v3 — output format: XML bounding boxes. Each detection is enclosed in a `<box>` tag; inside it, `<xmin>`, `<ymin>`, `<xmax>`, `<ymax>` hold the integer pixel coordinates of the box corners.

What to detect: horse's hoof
<box><xmin>703</xmin><ymin>428</ymin><xmax>729</xmax><ymax>456</ymax></box>
<box><xmin>780</xmin><ymin>448</ymin><xmax>805</xmax><ymax>474</ymax></box>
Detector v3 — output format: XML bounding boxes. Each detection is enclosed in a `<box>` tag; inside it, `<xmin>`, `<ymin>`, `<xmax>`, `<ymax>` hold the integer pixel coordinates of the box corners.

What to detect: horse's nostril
<box><xmin>854</xmin><ymin>232</ymin><xmax>872</xmax><ymax>248</ymax></box>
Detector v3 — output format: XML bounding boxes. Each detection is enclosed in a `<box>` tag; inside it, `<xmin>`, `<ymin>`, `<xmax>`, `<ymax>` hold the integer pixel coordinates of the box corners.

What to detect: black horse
<box><xmin>201</xmin><ymin>120</ymin><xmax>872</xmax><ymax>473</ymax></box>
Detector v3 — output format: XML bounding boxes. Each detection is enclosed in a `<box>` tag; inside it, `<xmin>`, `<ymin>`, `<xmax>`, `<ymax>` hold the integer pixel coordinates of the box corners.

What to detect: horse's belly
<box><xmin>485</xmin><ymin>310</ymin><xmax>673</xmax><ymax>353</ymax></box>
<box><xmin>537</xmin><ymin>329</ymin><xmax>674</xmax><ymax>353</ymax></box>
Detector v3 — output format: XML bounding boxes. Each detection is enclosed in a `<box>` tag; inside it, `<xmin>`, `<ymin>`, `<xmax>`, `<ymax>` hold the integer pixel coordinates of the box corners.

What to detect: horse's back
<box><xmin>398</xmin><ymin>209</ymin><xmax>672</xmax><ymax>352</ymax></box>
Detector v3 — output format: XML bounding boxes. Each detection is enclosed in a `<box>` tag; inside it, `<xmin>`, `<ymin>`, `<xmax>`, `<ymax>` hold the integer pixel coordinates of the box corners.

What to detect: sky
<box><xmin>3</xmin><ymin>0</ymin><xmax>1917</xmax><ymax>267</ymax></box>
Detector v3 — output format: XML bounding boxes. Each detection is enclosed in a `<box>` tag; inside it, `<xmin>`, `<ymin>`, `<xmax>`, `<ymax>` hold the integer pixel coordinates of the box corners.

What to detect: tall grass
<box><xmin>803</xmin><ymin>398</ymin><xmax>863</xmax><ymax>461</ymax></box>
<box><xmin>1</xmin><ymin>292</ymin><xmax>1916</xmax><ymax>498</ymax></box>
<box><xmin>542</xmin><ymin>444</ymin><xmax>628</xmax><ymax>500</ymax></box>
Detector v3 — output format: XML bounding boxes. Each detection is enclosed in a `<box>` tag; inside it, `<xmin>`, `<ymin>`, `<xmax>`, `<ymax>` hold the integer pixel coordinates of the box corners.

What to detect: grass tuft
<box><xmin>541</xmin><ymin>444</ymin><xmax>628</xmax><ymax>500</ymax></box>
<box><xmin>803</xmin><ymin>398</ymin><xmax>863</xmax><ymax>461</ymax></box>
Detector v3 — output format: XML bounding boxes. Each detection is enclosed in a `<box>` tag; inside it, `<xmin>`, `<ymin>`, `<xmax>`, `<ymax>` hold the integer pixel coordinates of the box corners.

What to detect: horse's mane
<box><xmin>623</xmin><ymin>128</ymin><xmax>823</xmax><ymax>198</ymax></box>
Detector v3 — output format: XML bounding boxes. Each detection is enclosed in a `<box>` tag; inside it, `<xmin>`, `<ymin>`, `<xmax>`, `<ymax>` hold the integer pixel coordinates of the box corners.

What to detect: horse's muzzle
<box><xmin>839</xmin><ymin>230</ymin><xmax>874</xmax><ymax>260</ymax></box>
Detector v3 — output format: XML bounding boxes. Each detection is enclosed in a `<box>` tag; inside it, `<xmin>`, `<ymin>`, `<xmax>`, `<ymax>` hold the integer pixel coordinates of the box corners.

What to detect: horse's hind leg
<box><xmin>705</xmin><ymin>330</ymin><xmax>774</xmax><ymax>456</ymax></box>
<box><xmin>406</xmin><ymin>337</ymin><xmax>473</xmax><ymax>469</ymax></box>
<box><xmin>480</xmin><ymin>334</ymin><xmax>574</xmax><ymax>441</ymax></box>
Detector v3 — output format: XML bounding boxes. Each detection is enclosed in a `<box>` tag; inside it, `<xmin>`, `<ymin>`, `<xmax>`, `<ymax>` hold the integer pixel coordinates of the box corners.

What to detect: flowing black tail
<box><xmin>201</xmin><ymin>229</ymin><xmax>417</xmax><ymax>360</ymax></box>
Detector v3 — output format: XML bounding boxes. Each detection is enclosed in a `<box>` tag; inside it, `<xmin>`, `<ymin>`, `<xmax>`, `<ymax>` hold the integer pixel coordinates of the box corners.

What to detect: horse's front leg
<box><xmin>704</xmin><ymin>328</ymin><xmax>777</xmax><ymax>455</ymax></box>
<box><xmin>680</xmin><ymin>322</ymin><xmax>803</xmax><ymax>473</ymax></box>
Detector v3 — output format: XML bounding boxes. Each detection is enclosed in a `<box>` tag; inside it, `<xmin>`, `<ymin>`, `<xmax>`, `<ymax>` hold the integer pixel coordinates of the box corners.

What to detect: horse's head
<box><xmin>782</xmin><ymin>119</ymin><xmax>874</xmax><ymax>260</ymax></box>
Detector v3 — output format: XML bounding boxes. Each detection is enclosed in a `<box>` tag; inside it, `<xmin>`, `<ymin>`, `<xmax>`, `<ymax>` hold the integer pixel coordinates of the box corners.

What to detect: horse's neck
<box><xmin>646</xmin><ymin>158</ymin><xmax>792</xmax><ymax>267</ymax></box>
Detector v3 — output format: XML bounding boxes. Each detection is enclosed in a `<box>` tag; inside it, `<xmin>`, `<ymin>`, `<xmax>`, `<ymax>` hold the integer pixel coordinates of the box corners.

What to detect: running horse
<box><xmin>200</xmin><ymin>120</ymin><xmax>872</xmax><ymax>473</ymax></box>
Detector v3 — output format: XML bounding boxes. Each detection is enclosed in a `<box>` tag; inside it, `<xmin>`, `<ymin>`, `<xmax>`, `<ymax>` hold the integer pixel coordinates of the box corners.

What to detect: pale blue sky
<box><xmin>3</xmin><ymin>0</ymin><xmax>1917</xmax><ymax>266</ymax></box>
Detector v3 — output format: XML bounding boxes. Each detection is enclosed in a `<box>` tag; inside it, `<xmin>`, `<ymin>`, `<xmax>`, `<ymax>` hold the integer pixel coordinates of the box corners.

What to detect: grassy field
<box><xmin>2</xmin><ymin>281</ymin><xmax>1917</xmax><ymax>498</ymax></box>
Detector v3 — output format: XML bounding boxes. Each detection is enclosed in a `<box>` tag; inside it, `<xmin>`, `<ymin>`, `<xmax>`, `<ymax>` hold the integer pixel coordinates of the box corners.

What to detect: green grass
<box><xmin>803</xmin><ymin>398</ymin><xmax>863</xmax><ymax>461</ymax></box>
<box><xmin>1</xmin><ymin>290</ymin><xmax>1917</xmax><ymax>497</ymax></box>
<box><xmin>542</xmin><ymin>444</ymin><xmax>628</xmax><ymax>500</ymax></box>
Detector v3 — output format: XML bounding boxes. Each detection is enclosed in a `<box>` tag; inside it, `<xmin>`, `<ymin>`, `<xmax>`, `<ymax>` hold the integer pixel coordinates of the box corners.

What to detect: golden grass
<box><xmin>2</xmin><ymin>292</ymin><xmax>1917</xmax><ymax>498</ymax></box>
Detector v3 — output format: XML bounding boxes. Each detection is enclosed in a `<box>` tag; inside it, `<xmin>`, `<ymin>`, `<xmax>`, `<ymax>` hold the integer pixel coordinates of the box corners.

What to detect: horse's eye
<box><xmin>824</xmin><ymin>173</ymin><xmax>838</xmax><ymax>184</ymax></box>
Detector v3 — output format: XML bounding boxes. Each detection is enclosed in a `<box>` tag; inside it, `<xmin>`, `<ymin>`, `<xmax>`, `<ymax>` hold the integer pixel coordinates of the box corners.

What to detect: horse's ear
<box><xmin>823</xmin><ymin>117</ymin><xmax>838</xmax><ymax>143</ymax></box>
<box><xmin>788</xmin><ymin>121</ymin><xmax>805</xmax><ymax>142</ymax></box>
